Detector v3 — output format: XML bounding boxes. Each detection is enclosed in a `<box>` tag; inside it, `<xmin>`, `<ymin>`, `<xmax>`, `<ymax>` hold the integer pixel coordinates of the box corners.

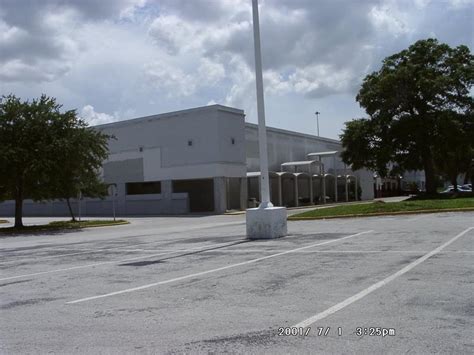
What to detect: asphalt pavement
<box><xmin>0</xmin><ymin>212</ymin><xmax>473</xmax><ymax>354</ymax></box>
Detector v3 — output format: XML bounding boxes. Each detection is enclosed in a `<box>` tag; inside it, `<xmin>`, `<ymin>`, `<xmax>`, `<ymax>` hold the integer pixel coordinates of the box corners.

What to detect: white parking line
<box><xmin>0</xmin><ymin>241</ymin><xmax>175</xmax><ymax>264</ymax></box>
<box><xmin>0</xmin><ymin>241</ymin><xmax>245</xmax><ymax>282</ymax></box>
<box><xmin>292</xmin><ymin>226</ymin><xmax>473</xmax><ymax>328</ymax></box>
<box><xmin>0</xmin><ymin>221</ymin><xmax>246</xmax><ymax>263</ymax></box>
<box><xmin>66</xmin><ymin>230</ymin><xmax>373</xmax><ymax>304</ymax></box>
<box><xmin>198</xmin><ymin>249</ymin><xmax>474</xmax><ymax>254</ymax></box>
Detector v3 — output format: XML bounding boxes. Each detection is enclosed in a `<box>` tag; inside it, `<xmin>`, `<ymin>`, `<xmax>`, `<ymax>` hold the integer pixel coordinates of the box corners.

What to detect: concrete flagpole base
<box><xmin>246</xmin><ymin>206</ymin><xmax>287</xmax><ymax>239</ymax></box>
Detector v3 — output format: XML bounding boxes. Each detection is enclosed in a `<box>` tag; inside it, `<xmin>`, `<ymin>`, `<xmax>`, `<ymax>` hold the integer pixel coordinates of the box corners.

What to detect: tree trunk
<box><xmin>451</xmin><ymin>175</ymin><xmax>459</xmax><ymax>192</ymax></box>
<box><xmin>14</xmin><ymin>185</ymin><xmax>23</xmax><ymax>228</ymax></box>
<box><xmin>422</xmin><ymin>150</ymin><xmax>437</xmax><ymax>194</ymax></box>
<box><xmin>66</xmin><ymin>198</ymin><xmax>76</xmax><ymax>222</ymax></box>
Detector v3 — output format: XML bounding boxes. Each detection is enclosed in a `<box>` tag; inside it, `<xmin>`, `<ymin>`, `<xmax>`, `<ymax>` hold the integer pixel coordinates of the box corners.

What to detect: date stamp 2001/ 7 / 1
<box><xmin>277</xmin><ymin>327</ymin><xmax>342</xmax><ymax>337</ymax></box>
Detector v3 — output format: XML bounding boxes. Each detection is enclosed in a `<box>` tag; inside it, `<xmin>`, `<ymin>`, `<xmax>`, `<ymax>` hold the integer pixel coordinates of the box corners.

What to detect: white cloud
<box><xmin>198</xmin><ymin>58</ymin><xmax>225</xmax><ymax>85</ymax></box>
<box><xmin>80</xmin><ymin>105</ymin><xmax>116</xmax><ymax>125</ymax></box>
<box><xmin>0</xmin><ymin>59</ymin><xmax>71</xmax><ymax>82</ymax></box>
<box><xmin>143</xmin><ymin>61</ymin><xmax>197</xmax><ymax>97</ymax></box>
<box><xmin>448</xmin><ymin>0</ymin><xmax>474</xmax><ymax>8</ymax></box>
<box><xmin>369</xmin><ymin>3</ymin><xmax>413</xmax><ymax>37</ymax></box>
<box><xmin>1</xmin><ymin>0</ymin><xmax>472</xmax><ymax>139</ymax></box>
<box><xmin>0</xmin><ymin>6</ymin><xmax>81</xmax><ymax>83</ymax></box>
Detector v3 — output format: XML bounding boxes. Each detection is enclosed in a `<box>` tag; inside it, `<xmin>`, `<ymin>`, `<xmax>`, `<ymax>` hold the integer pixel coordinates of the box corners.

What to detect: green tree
<box><xmin>0</xmin><ymin>94</ymin><xmax>111</xmax><ymax>227</ymax></box>
<box><xmin>433</xmin><ymin>111</ymin><xmax>474</xmax><ymax>191</ymax></box>
<box><xmin>341</xmin><ymin>39</ymin><xmax>474</xmax><ymax>194</ymax></box>
<box><xmin>49</xmin><ymin>113</ymin><xmax>110</xmax><ymax>221</ymax></box>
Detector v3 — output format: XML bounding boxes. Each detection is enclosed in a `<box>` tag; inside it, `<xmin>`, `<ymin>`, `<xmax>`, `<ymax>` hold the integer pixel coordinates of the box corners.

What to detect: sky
<box><xmin>1</xmin><ymin>0</ymin><xmax>473</xmax><ymax>139</ymax></box>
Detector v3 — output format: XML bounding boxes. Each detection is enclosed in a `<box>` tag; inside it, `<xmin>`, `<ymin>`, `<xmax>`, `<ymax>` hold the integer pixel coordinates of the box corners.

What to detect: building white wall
<box><xmin>246</xmin><ymin>124</ymin><xmax>344</xmax><ymax>171</ymax></box>
<box><xmin>0</xmin><ymin>104</ymin><xmax>375</xmax><ymax>217</ymax></box>
<box><xmin>98</xmin><ymin>105</ymin><xmax>247</xmax><ymax>182</ymax></box>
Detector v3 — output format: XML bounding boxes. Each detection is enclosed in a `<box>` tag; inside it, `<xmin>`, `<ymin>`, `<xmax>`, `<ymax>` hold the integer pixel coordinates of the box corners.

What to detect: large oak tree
<box><xmin>341</xmin><ymin>39</ymin><xmax>474</xmax><ymax>193</ymax></box>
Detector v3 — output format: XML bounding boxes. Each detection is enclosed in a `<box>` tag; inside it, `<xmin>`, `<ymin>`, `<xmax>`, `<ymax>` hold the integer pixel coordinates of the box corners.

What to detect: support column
<box><xmin>213</xmin><ymin>177</ymin><xmax>227</xmax><ymax>214</ymax></box>
<box><xmin>240</xmin><ymin>177</ymin><xmax>248</xmax><ymax>210</ymax></box>
<box><xmin>309</xmin><ymin>176</ymin><xmax>314</xmax><ymax>205</ymax></box>
<box><xmin>278</xmin><ymin>176</ymin><xmax>282</xmax><ymax>207</ymax></box>
<box><xmin>294</xmin><ymin>176</ymin><xmax>299</xmax><ymax>207</ymax></box>
<box><xmin>257</xmin><ymin>177</ymin><xmax>261</xmax><ymax>203</ymax></box>
<box><xmin>322</xmin><ymin>165</ymin><xmax>326</xmax><ymax>204</ymax></box>
<box><xmin>226</xmin><ymin>177</ymin><xmax>230</xmax><ymax>210</ymax></box>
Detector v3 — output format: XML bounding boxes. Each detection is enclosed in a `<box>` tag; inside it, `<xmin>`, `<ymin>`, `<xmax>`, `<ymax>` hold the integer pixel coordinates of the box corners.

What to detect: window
<box><xmin>231</xmin><ymin>137</ymin><xmax>235</xmax><ymax>145</ymax></box>
<box><xmin>126</xmin><ymin>181</ymin><xmax>161</xmax><ymax>195</ymax></box>
<box><xmin>139</xmin><ymin>146</ymin><xmax>144</xmax><ymax>152</ymax></box>
<box><xmin>188</xmin><ymin>140</ymin><xmax>193</xmax><ymax>146</ymax></box>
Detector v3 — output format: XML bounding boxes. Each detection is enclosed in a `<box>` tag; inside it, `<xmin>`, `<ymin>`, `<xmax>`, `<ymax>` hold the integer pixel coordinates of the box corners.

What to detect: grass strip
<box><xmin>289</xmin><ymin>197</ymin><xmax>474</xmax><ymax>220</ymax></box>
<box><xmin>0</xmin><ymin>219</ymin><xmax>129</xmax><ymax>234</ymax></box>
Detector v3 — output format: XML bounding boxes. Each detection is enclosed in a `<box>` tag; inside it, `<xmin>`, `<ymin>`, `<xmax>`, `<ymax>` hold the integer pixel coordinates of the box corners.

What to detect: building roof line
<box><xmin>93</xmin><ymin>104</ymin><xmax>244</xmax><ymax>129</ymax></box>
<box><xmin>245</xmin><ymin>122</ymin><xmax>340</xmax><ymax>144</ymax></box>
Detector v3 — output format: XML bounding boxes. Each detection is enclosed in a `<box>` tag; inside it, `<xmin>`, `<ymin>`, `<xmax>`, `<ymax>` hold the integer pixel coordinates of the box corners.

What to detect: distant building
<box><xmin>0</xmin><ymin>105</ymin><xmax>374</xmax><ymax>216</ymax></box>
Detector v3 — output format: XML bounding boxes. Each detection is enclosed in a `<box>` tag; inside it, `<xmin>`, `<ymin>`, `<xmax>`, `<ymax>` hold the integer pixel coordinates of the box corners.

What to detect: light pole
<box><xmin>315</xmin><ymin>111</ymin><xmax>320</xmax><ymax>136</ymax></box>
<box><xmin>252</xmin><ymin>0</ymin><xmax>271</xmax><ymax>209</ymax></box>
<box><xmin>246</xmin><ymin>0</ymin><xmax>287</xmax><ymax>240</ymax></box>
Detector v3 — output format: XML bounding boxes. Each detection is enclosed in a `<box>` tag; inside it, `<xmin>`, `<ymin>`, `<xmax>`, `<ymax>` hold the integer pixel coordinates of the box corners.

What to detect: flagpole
<box><xmin>251</xmin><ymin>0</ymin><xmax>272</xmax><ymax>209</ymax></box>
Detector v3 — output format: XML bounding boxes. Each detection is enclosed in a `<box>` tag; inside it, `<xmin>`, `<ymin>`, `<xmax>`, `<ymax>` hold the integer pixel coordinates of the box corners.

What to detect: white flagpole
<box><xmin>251</xmin><ymin>0</ymin><xmax>272</xmax><ymax>209</ymax></box>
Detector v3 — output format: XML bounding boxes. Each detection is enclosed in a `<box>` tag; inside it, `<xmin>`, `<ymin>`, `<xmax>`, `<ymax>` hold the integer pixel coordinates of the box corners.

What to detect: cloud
<box><xmin>80</xmin><ymin>105</ymin><xmax>116</xmax><ymax>125</ymax></box>
<box><xmin>0</xmin><ymin>0</ymin><xmax>145</xmax><ymax>83</ymax></box>
<box><xmin>143</xmin><ymin>0</ymin><xmax>383</xmax><ymax>114</ymax></box>
<box><xmin>144</xmin><ymin>61</ymin><xmax>197</xmax><ymax>97</ymax></box>
<box><xmin>1</xmin><ymin>0</ymin><xmax>472</xmax><ymax>139</ymax></box>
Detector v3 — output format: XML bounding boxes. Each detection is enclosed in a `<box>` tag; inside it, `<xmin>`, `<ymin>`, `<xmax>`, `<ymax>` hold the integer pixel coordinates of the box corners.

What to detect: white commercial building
<box><xmin>0</xmin><ymin>105</ymin><xmax>374</xmax><ymax>216</ymax></box>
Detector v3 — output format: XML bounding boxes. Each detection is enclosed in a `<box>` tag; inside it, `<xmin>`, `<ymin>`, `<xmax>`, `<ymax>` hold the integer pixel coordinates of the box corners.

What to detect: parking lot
<box><xmin>1</xmin><ymin>212</ymin><xmax>473</xmax><ymax>354</ymax></box>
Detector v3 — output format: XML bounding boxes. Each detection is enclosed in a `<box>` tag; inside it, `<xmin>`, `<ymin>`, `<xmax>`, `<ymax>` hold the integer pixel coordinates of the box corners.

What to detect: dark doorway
<box><xmin>172</xmin><ymin>179</ymin><xmax>215</xmax><ymax>212</ymax></box>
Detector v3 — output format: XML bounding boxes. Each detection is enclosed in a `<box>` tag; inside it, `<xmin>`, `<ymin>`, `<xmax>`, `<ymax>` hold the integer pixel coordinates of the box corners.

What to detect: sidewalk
<box><xmin>225</xmin><ymin>195</ymin><xmax>411</xmax><ymax>216</ymax></box>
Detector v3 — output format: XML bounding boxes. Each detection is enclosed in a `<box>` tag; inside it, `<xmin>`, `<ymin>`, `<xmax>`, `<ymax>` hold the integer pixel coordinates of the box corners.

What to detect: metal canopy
<box><xmin>281</xmin><ymin>160</ymin><xmax>321</xmax><ymax>167</ymax></box>
<box><xmin>247</xmin><ymin>172</ymin><xmax>261</xmax><ymax>177</ymax></box>
<box><xmin>307</xmin><ymin>150</ymin><xmax>339</xmax><ymax>158</ymax></box>
<box><xmin>247</xmin><ymin>171</ymin><xmax>279</xmax><ymax>177</ymax></box>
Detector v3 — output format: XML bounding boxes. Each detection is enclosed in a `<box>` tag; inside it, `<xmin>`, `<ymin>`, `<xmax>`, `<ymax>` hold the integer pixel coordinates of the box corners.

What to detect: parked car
<box><xmin>440</xmin><ymin>185</ymin><xmax>472</xmax><ymax>193</ymax></box>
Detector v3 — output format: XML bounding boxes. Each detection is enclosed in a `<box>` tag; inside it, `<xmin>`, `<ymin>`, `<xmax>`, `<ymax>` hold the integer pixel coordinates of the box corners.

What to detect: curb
<box><xmin>0</xmin><ymin>220</ymin><xmax>130</xmax><ymax>234</ymax></box>
<box><xmin>288</xmin><ymin>207</ymin><xmax>474</xmax><ymax>221</ymax></box>
<box><xmin>73</xmin><ymin>221</ymin><xmax>131</xmax><ymax>229</ymax></box>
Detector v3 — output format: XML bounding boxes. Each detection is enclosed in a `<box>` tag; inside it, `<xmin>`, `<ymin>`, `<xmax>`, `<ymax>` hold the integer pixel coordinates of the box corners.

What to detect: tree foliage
<box><xmin>341</xmin><ymin>39</ymin><xmax>474</xmax><ymax>193</ymax></box>
<box><xmin>47</xmin><ymin>110</ymin><xmax>110</xmax><ymax>221</ymax></box>
<box><xmin>0</xmin><ymin>94</ymin><xmax>111</xmax><ymax>227</ymax></box>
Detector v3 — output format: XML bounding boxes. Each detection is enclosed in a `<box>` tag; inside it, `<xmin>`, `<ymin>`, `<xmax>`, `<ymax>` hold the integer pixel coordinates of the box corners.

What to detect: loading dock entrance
<box><xmin>172</xmin><ymin>179</ymin><xmax>214</xmax><ymax>212</ymax></box>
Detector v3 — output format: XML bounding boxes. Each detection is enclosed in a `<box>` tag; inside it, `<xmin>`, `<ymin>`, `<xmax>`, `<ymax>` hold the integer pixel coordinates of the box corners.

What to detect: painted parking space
<box><xmin>0</xmin><ymin>212</ymin><xmax>473</xmax><ymax>353</ymax></box>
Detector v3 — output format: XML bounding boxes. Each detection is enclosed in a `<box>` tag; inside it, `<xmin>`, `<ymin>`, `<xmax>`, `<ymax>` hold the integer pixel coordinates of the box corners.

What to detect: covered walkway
<box><xmin>244</xmin><ymin>150</ymin><xmax>360</xmax><ymax>209</ymax></box>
